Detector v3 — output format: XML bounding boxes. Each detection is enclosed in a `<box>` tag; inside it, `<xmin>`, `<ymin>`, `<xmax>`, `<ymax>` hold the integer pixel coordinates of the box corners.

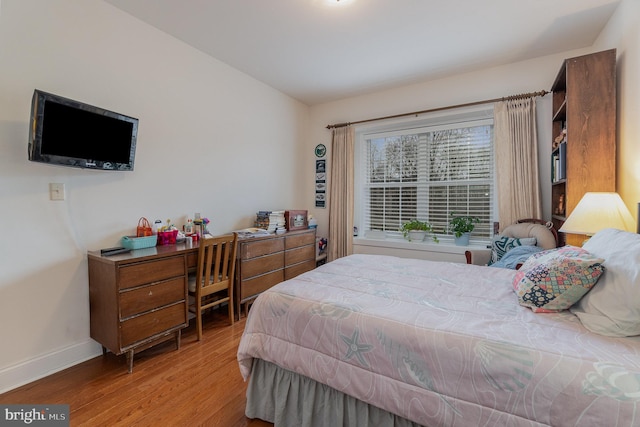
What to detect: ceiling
<box><xmin>104</xmin><ymin>0</ymin><xmax>620</xmax><ymax>106</ymax></box>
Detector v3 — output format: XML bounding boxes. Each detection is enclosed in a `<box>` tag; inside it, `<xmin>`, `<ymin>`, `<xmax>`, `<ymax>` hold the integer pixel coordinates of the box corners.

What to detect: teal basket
<box><xmin>121</xmin><ymin>235</ymin><xmax>157</xmax><ymax>250</ymax></box>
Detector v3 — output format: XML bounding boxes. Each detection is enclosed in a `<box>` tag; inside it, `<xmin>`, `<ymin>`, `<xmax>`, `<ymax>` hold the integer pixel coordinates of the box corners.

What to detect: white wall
<box><xmin>0</xmin><ymin>0</ymin><xmax>310</xmax><ymax>392</ymax></box>
<box><xmin>593</xmin><ymin>0</ymin><xmax>640</xmax><ymax>218</ymax></box>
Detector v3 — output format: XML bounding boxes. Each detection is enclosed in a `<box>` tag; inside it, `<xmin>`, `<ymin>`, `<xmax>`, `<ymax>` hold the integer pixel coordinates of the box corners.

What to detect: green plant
<box><xmin>448</xmin><ymin>213</ymin><xmax>480</xmax><ymax>238</ymax></box>
<box><xmin>399</xmin><ymin>219</ymin><xmax>439</xmax><ymax>242</ymax></box>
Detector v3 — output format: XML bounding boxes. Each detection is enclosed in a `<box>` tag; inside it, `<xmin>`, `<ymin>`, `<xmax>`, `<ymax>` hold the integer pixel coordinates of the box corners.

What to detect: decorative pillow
<box><xmin>489</xmin><ymin>236</ymin><xmax>537</xmax><ymax>265</ymax></box>
<box><xmin>513</xmin><ymin>245</ymin><xmax>605</xmax><ymax>313</ymax></box>
<box><xmin>489</xmin><ymin>245</ymin><xmax>543</xmax><ymax>269</ymax></box>
<box><xmin>570</xmin><ymin>228</ymin><xmax>640</xmax><ymax>336</ymax></box>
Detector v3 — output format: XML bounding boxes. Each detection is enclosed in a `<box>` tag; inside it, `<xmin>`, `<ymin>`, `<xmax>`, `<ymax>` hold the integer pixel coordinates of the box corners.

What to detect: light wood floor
<box><xmin>0</xmin><ymin>309</ymin><xmax>273</xmax><ymax>427</ymax></box>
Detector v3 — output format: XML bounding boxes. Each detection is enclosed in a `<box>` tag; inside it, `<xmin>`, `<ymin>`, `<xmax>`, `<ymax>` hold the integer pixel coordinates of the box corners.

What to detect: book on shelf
<box><xmin>551</xmin><ymin>141</ymin><xmax>566</xmax><ymax>183</ymax></box>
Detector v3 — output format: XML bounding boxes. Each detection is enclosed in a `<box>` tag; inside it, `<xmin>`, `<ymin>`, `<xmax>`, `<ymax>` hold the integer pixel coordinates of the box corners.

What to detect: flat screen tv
<box><xmin>28</xmin><ymin>89</ymin><xmax>138</xmax><ymax>171</ymax></box>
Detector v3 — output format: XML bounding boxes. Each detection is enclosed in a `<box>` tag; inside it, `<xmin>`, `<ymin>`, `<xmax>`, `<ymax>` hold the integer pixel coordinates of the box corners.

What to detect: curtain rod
<box><xmin>325</xmin><ymin>89</ymin><xmax>549</xmax><ymax>130</ymax></box>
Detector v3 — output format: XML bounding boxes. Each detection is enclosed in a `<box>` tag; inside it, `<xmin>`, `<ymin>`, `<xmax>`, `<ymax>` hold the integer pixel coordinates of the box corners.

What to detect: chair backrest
<box><xmin>502</xmin><ymin>219</ymin><xmax>559</xmax><ymax>249</ymax></box>
<box><xmin>195</xmin><ymin>233</ymin><xmax>238</xmax><ymax>295</ymax></box>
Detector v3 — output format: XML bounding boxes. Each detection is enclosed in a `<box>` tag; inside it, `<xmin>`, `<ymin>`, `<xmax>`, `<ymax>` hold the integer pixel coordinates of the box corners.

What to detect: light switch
<box><xmin>49</xmin><ymin>183</ymin><xmax>65</xmax><ymax>201</ymax></box>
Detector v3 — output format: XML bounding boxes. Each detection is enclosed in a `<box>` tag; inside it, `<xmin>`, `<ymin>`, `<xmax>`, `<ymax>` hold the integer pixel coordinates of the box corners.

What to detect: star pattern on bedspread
<box><xmin>341</xmin><ymin>328</ymin><xmax>373</xmax><ymax>367</ymax></box>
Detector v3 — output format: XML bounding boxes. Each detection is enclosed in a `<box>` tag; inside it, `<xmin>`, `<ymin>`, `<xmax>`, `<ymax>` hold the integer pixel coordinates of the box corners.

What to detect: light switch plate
<box><xmin>49</xmin><ymin>183</ymin><xmax>65</xmax><ymax>201</ymax></box>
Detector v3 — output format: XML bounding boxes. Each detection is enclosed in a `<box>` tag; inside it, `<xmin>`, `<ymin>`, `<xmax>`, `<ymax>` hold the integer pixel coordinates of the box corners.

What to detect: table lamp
<box><xmin>559</xmin><ymin>192</ymin><xmax>635</xmax><ymax>241</ymax></box>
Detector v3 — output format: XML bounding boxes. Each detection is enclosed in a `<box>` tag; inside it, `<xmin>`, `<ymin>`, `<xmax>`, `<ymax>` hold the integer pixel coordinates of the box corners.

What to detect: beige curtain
<box><xmin>327</xmin><ymin>125</ymin><xmax>354</xmax><ymax>262</ymax></box>
<box><xmin>494</xmin><ymin>97</ymin><xmax>542</xmax><ymax>230</ymax></box>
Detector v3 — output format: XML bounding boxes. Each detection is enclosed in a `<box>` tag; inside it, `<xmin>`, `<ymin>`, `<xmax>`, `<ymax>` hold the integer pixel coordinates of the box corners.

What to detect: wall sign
<box><xmin>315</xmin><ymin>147</ymin><xmax>326</xmax><ymax>208</ymax></box>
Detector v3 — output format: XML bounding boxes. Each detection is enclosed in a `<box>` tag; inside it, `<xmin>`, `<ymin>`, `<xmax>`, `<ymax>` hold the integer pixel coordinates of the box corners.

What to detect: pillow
<box><xmin>570</xmin><ymin>228</ymin><xmax>640</xmax><ymax>336</ymax></box>
<box><xmin>489</xmin><ymin>236</ymin><xmax>537</xmax><ymax>265</ymax></box>
<box><xmin>489</xmin><ymin>245</ymin><xmax>543</xmax><ymax>269</ymax></box>
<box><xmin>513</xmin><ymin>245</ymin><xmax>604</xmax><ymax>313</ymax></box>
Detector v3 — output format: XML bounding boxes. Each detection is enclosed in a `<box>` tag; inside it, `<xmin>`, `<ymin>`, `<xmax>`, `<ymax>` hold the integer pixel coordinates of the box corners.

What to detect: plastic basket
<box><xmin>121</xmin><ymin>235</ymin><xmax>157</xmax><ymax>250</ymax></box>
<box><xmin>157</xmin><ymin>230</ymin><xmax>179</xmax><ymax>246</ymax></box>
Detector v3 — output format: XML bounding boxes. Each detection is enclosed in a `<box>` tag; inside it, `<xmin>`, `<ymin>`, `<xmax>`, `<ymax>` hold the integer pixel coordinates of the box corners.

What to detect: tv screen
<box><xmin>28</xmin><ymin>90</ymin><xmax>138</xmax><ymax>171</ymax></box>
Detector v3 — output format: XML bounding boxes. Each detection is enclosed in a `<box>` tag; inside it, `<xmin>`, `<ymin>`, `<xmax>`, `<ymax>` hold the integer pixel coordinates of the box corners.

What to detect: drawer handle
<box><xmin>148</xmin><ymin>291</ymin><xmax>153</xmax><ymax>296</ymax></box>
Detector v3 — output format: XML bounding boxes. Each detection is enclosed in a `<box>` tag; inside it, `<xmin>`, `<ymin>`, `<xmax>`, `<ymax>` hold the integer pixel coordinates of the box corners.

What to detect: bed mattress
<box><xmin>238</xmin><ymin>254</ymin><xmax>640</xmax><ymax>426</ymax></box>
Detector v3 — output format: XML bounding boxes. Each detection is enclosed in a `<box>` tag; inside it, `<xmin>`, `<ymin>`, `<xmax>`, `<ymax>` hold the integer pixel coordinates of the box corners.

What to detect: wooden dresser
<box><xmin>87</xmin><ymin>244</ymin><xmax>196</xmax><ymax>372</ymax></box>
<box><xmin>235</xmin><ymin>229</ymin><xmax>316</xmax><ymax>316</ymax></box>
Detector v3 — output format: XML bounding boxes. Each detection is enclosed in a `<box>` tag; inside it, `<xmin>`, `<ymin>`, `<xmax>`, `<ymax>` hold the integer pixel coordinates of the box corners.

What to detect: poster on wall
<box><xmin>315</xmin><ymin>145</ymin><xmax>326</xmax><ymax>208</ymax></box>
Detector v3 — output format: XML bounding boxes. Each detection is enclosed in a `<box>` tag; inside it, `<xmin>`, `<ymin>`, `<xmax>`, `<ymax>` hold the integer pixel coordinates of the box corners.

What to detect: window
<box><xmin>356</xmin><ymin>107</ymin><xmax>495</xmax><ymax>241</ymax></box>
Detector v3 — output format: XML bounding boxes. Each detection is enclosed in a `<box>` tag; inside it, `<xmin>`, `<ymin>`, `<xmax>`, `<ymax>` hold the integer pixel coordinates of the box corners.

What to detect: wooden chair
<box><xmin>188</xmin><ymin>233</ymin><xmax>238</xmax><ymax>341</ymax></box>
<box><xmin>465</xmin><ymin>218</ymin><xmax>559</xmax><ymax>266</ymax></box>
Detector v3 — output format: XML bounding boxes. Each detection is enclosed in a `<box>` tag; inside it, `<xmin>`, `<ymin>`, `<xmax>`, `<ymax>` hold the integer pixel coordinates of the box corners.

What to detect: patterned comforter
<box><xmin>237</xmin><ymin>254</ymin><xmax>640</xmax><ymax>426</ymax></box>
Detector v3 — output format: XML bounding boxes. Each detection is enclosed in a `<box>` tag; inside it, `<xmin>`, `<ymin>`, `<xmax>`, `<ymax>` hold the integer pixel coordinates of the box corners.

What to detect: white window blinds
<box><xmin>360</xmin><ymin>117</ymin><xmax>494</xmax><ymax>239</ymax></box>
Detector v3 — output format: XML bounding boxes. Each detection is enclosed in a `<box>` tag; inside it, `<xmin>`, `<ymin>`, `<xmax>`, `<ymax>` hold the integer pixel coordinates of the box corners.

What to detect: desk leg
<box><xmin>126</xmin><ymin>350</ymin><xmax>134</xmax><ymax>374</ymax></box>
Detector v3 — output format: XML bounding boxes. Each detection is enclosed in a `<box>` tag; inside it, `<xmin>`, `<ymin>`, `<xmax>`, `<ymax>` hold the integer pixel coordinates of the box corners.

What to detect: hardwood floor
<box><xmin>0</xmin><ymin>309</ymin><xmax>273</xmax><ymax>426</ymax></box>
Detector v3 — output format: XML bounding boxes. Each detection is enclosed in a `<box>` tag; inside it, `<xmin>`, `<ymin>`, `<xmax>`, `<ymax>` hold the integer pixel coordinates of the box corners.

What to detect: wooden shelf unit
<box><xmin>549</xmin><ymin>49</ymin><xmax>617</xmax><ymax>246</ymax></box>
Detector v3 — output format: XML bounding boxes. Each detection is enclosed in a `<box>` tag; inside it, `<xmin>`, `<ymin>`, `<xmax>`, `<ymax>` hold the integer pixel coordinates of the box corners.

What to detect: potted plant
<box><xmin>448</xmin><ymin>213</ymin><xmax>480</xmax><ymax>245</ymax></box>
<box><xmin>400</xmin><ymin>219</ymin><xmax>439</xmax><ymax>243</ymax></box>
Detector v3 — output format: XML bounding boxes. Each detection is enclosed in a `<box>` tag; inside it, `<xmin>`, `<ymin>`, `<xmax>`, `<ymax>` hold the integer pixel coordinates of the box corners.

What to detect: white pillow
<box><xmin>570</xmin><ymin>228</ymin><xmax>640</xmax><ymax>336</ymax></box>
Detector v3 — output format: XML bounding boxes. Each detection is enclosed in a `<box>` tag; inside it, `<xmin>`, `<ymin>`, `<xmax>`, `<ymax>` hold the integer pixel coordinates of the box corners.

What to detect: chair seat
<box><xmin>188</xmin><ymin>274</ymin><xmax>227</xmax><ymax>294</ymax></box>
<box><xmin>188</xmin><ymin>274</ymin><xmax>229</xmax><ymax>294</ymax></box>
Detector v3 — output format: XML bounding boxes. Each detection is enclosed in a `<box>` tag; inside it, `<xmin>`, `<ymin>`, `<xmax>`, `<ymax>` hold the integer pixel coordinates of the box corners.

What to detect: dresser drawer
<box><xmin>240</xmin><ymin>269</ymin><xmax>284</xmax><ymax>301</ymax></box>
<box><xmin>120</xmin><ymin>303</ymin><xmax>186</xmax><ymax>348</ymax></box>
<box><xmin>242</xmin><ymin>238</ymin><xmax>284</xmax><ymax>259</ymax></box>
<box><xmin>119</xmin><ymin>256</ymin><xmax>185</xmax><ymax>290</ymax></box>
<box><xmin>285</xmin><ymin>259</ymin><xmax>316</xmax><ymax>281</ymax></box>
<box><xmin>241</xmin><ymin>252</ymin><xmax>284</xmax><ymax>279</ymax></box>
<box><xmin>285</xmin><ymin>245</ymin><xmax>314</xmax><ymax>266</ymax></box>
<box><xmin>285</xmin><ymin>231</ymin><xmax>315</xmax><ymax>249</ymax></box>
<box><xmin>119</xmin><ymin>278</ymin><xmax>185</xmax><ymax>319</ymax></box>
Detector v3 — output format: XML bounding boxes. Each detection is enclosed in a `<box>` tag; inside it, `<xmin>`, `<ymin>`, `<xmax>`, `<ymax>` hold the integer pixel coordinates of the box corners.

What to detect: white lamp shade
<box><xmin>559</xmin><ymin>192</ymin><xmax>635</xmax><ymax>235</ymax></box>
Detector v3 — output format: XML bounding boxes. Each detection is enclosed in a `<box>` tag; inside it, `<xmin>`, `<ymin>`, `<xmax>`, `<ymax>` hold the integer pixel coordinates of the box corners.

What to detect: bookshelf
<box><xmin>549</xmin><ymin>49</ymin><xmax>617</xmax><ymax>246</ymax></box>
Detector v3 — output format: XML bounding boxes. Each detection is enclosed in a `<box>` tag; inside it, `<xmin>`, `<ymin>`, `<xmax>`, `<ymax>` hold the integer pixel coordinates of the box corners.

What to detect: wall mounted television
<box><xmin>28</xmin><ymin>89</ymin><xmax>138</xmax><ymax>171</ymax></box>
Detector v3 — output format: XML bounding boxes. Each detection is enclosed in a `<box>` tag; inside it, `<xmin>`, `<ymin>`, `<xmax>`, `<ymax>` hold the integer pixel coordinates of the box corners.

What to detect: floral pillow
<box><xmin>513</xmin><ymin>245</ymin><xmax>605</xmax><ymax>313</ymax></box>
<box><xmin>489</xmin><ymin>236</ymin><xmax>537</xmax><ymax>265</ymax></box>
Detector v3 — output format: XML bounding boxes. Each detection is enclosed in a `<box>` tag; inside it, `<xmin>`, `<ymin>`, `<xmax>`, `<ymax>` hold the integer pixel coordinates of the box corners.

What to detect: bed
<box><xmin>237</xmin><ymin>228</ymin><xmax>640</xmax><ymax>426</ymax></box>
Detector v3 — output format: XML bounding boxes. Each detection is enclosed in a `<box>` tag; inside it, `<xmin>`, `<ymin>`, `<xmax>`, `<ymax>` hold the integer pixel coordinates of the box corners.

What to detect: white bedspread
<box><xmin>237</xmin><ymin>254</ymin><xmax>640</xmax><ymax>426</ymax></box>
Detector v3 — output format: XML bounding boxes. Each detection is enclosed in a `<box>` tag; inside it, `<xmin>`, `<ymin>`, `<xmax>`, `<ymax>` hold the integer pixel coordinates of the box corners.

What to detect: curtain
<box><xmin>494</xmin><ymin>97</ymin><xmax>542</xmax><ymax>230</ymax></box>
<box><xmin>327</xmin><ymin>125</ymin><xmax>354</xmax><ymax>262</ymax></box>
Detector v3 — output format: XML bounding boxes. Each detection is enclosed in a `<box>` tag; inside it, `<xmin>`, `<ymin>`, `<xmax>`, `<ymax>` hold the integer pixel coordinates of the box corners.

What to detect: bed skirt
<box><xmin>246</xmin><ymin>358</ymin><xmax>423</xmax><ymax>427</ymax></box>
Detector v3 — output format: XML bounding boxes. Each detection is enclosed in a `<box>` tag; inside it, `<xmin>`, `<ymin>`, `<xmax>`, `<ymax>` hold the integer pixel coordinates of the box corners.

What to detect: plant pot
<box><xmin>407</xmin><ymin>230</ymin><xmax>426</xmax><ymax>242</ymax></box>
<box><xmin>454</xmin><ymin>232</ymin><xmax>470</xmax><ymax>246</ymax></box>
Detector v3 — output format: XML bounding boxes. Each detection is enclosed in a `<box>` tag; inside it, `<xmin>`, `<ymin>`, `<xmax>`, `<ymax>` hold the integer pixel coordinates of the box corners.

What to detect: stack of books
<box><xmin>270</xmin><ymin>210</ymin><xmax>286</xmax><ymax>233</ymax></box>
<box><xmin>254</xmin><ymin>211</ymin><xmax>271</xmax><ymax>229</ymax></box>
<box><xmin>254</xmin><ymin>210</ymin><xmax>286</xmax><ymax>233</ymax></box>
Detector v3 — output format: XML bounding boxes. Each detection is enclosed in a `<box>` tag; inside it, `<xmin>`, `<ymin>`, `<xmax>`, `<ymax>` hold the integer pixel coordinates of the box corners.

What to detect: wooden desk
<box><xmin>88</xmin><ymin>229</ymin><xmax>316</xmax><ymax>370</ymax></box>
<box><xmin>87</xmin><ymin>242</ymin><xmax>198</xmax><ymax>372</ymax></box>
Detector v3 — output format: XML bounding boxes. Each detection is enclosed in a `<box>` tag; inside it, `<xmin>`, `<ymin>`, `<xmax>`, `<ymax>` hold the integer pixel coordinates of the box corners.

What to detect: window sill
<box><xmin>352</xmin><ymin>236</ymin><xmax>490</xmax><ymax>262</ymax></box>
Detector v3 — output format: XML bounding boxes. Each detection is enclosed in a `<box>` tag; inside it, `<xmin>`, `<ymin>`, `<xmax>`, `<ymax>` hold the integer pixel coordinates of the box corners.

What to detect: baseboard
<box><xmin>0</xmin><ymin>340</ymin><xmax>101</xmax><ymax>394</ymax></box>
